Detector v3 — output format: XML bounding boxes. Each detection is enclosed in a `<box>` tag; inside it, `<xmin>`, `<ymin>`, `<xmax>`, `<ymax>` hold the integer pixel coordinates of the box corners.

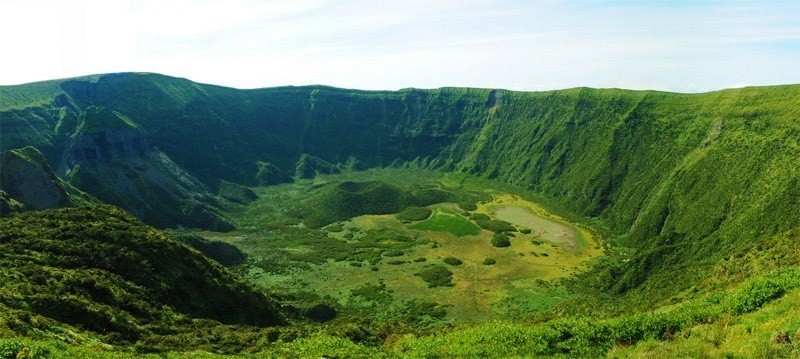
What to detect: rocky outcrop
<box><xmin>0</xmin><ymin>146</ymin><xmax>94</xmax><ymax>212</ymax></box>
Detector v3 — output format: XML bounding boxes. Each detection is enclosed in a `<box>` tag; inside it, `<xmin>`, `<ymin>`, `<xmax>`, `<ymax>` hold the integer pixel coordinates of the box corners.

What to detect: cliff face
<box><xmin>61</xmin><ymin>106</ymin><xmax>232</xmax><ymax>230</ymax></box>
<box><xmin>0</xmin><ymin>146</ymin><xmax>94</xmax><ymax>212</ymax></box>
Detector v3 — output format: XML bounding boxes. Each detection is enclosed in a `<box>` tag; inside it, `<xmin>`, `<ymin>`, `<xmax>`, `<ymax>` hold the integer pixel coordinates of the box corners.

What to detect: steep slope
<box><xmin>0</xmin><ymin>205</ymin><xmax>284</xmax><ymax>344</ymax></box>
<box><xmin>1</xmin><ymin>73</ymin><xmax>798</xmax><ymax>301</ymax></box>
<box><xmin>0</xmin><ymin>146</ymin><xmax>95</xmax><ymax>213</ymax></box>
<box><xmin>61</xmin><ymin>105</ymin><xmax>232</xmax><ymax>230</ymax></box>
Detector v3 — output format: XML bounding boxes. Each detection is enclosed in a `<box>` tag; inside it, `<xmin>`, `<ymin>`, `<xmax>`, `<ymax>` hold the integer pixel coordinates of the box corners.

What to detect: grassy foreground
<box><xmin>2</xmin><ymin>267</ymin><xmax>797</xmax><ymax>358</ymax></box>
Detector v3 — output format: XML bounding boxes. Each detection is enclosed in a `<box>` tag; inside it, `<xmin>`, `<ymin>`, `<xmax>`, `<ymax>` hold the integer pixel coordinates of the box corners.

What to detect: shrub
<box><xmin>483</xmin><ymin>258</ymin><xmax>496</xmax><ymax>265</ymax></box>
<box><xmin>418</xmin><ymin>266</ymin><xmax>454</xmax><ymax>288</ymax></box>
<box><xmin>480</xmin><ymin>220</ymin><xmax>517</xmax><ymax>233</ymax></box>
<box><xmin>305</xmin><ymin>304</ymin><xmax>337</xmax><ymax>322</ymax></box>
<box><xmin>470</xmin><ymin>213</ymin><xmax>490</xmax><ymax>222</ymax></box>
<box><xmin>491</xmin><ymin>233</ymin><xmax>511</xmax><ymax>247</ymax></box>
<box><xmin>457</xmin><ymin>201</ymin><xmax>478</xmax><ymax>211</ymax></box>
<box><xmin>326</xmin><ymin>223</ymin><xmax>345</xmax><ymax>232</ymax></box>
<box><xmin>443</xmin><ymin>257</ymin><xmax>463</xmax><ymax>266</ymax></box>
<box><xmin>520</xmin><ymin>228</ymin><xmax>532</xmax><ymax>234</ymax></box>
<box><xmin>413</xmin><ymin>257</ymin><xmax>427</xmax><ymax>262</ymax></box>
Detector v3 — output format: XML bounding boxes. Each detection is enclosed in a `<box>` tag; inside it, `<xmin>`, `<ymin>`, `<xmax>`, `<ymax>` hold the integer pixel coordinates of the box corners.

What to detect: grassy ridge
<box><xmin>0</xmin><ymin>206</ymin><xmax>284</xmax><ymax>349</ymax></box>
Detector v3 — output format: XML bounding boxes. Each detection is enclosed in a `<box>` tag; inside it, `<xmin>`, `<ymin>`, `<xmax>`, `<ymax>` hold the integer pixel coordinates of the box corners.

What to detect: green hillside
<box><xmin>0</xmin><ymin>206</ymin><xmax>284</xmax><ymax>352</ymax></box>
<box><xmin>0</xmin><ymin>73</ymin><xmax>798</xmax><ymax>356</ymax></box>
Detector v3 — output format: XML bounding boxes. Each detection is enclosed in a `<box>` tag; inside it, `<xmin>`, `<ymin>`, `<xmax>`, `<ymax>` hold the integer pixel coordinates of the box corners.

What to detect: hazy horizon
<box><xmin>2</xmin><ymin>0</ymin><xmax>798</xmax><ymax>92</ymax></box>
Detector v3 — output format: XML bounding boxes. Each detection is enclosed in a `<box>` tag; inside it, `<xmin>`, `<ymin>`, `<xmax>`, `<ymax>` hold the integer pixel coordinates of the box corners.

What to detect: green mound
<box><xmin>395</xmin><ymin>206</ymin><xmax>433</xmax><ymax>222</ymax></box>
<box><xmin>410</xmin><ymin>213</ymin><xmax>481</xmax><ymax>237</ymax></box>
<box><xmin>295</xmin><ymin>153</ymin><xmax>340</xmax><ymax>179</ymax></box>
<box><xmin>300</xmin><ymin>180</ymin><xmax>449</xmax><ymax>228</ymax></box>
<box><xmin>217</xmin><ymin>180</ymin><xmax>258</xmax><ymax>204</ymax></box>
<box><xmin>0</xmin><ymin>206</ymin><xmax>284</xmax><ymax>345</ymax></box>
<box><xmin>255</xmin><ymin>161</ymin><xmax>293</xmax><ymax>185</ymax></box>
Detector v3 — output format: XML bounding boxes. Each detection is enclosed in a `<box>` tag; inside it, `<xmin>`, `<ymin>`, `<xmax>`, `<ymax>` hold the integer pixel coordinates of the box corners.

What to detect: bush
<box><xmin>413</xmin><ymin>257</ymin><xmax>427</xmax><ymax>262</ymax></box>
<box><xmin>520</xmin><ymin>228</ymin><xmax>532</xmax><ymax>234</ymax></box>
<box><xmin>305</xmin><ymin>304</ymin><xmax>337</xmax><ymax>322</ymax></box>
<box><xmin>480</xmin><ymin>220</ymin><xmax>517</xmax><ymax>233</ymax></box>
<box><xmin>470</xmin><ymin>213</ymin><xmax>490</xmax><ymax>222</ymax></box>
<box><xmin>418</xmin><ymin>266</ymin><xmax>454</xmax><ymax>288</ymax></box>
<box><xmin>483</xmin><ymin>258</ymin><xmax>496</xmax><ymax>265</ymax></box>
<box><xmin>384</xmin><ymin>250</ymin><xmax>404</xmax><ymax>257</ymax></box>
<box><xmin>457</xmin><ymin>201</ymin><xmax>478</xmax><ymax>211</ymax></box>
<box><xmin>326</xmin><ymin>223</ymin><xmax>345</xmax><ymax>232</ymax></box>
<box><xmin>443</xmin><ymin>257</ymin><xmax>463</xmax><ymax>266</ymax></box>
<box><xmin>491</xmin><ymin>233</ymin><xmax>511</xmax><ymax>247</ymax></box>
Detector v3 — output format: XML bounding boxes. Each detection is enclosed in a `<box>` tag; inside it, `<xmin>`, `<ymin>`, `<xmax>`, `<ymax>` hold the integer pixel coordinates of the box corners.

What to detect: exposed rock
<box><xmin>0</xmin><ymin>146</ymin><xmax>94</xmax><ymax>211</ymax></box>
<box><xmin>62</xmin><ymin>106</ymin><xmax>232</xmax><ymax>230</ymax></box>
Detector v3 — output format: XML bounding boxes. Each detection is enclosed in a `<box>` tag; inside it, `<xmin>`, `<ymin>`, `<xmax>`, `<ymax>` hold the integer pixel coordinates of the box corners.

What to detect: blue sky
<box><xmin>1</xmin><ymin>0</ymin><xmax>798</xmax><ymax>92</ymax></box>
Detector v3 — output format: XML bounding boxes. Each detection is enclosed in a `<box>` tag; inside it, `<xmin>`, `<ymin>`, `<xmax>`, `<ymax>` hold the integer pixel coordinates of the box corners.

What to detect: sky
<box><xmin>1</xmin><ymin>0</ymin><xmax>798</xmax><ymax>92</ymax></box>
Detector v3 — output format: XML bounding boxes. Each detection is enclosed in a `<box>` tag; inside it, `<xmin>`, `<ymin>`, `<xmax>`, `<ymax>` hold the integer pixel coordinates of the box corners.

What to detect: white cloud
<box><xmin>0</xmin><ymin>0</ymin><xmax>798</xmax><ymax>92</ymax></box>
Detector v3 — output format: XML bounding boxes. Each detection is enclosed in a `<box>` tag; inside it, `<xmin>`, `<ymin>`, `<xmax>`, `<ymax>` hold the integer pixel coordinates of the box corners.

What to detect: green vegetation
<box><xmin>409</xmin><ymin>213</ymin><xmax>481</xmax><ymax>237</ymax></box>
<box><xmin>395</xmin><ymin>206</ymin><xmax>432</xmax><ymax>222</ymax></box>
<box><xmin>298</xmin><ymin>180</ymin><xmax>447</xmax><ymax>228</ymax></box>
<box><xmin>165</xmin><ymin>229</ymin><xmax>246</xmax><ymax>266</ymax></box>
<box><xmin>443</xmin><ymin>256</ymin><xmax>463</xmax><ymax>266</ymax></box>
<box><xmin>216</xmin><ymin>180</ymin><xmax>258</xmax><ymax>204</ymax></box>
<box><xmin>2</xmin><ymin>73</ymin><xmax>799</xmax><ymax>356</ymax></box>
<box><xmin>0</xmin><ymin>206</ymin><xmax>284</xmax><ymax>353</ymax></box>
<box><xmin>0</xmin><ymin>146</ymin><xmax>95</xmax><ymax>212</ymax></box>
<box><xmin>418</xmin><ymin>265</ymin><xmax>455</xmax><ymax>288</ymax></box>
<box><xmin>491</xmin><ymin>232</ymin><xmax>511</xmax><ymax>247</ymax></box>
<box><xmin>477</xmin><ymin>219</ymin><xmax>517</xmax><ymax>233</ymax></box>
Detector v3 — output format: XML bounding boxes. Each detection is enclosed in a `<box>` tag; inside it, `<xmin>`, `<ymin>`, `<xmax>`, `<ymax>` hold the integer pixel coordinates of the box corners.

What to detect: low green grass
<box><xmin>409</xmin><ymin>213</ymin><xmax>480</xmax><ymax>237</ymax></box>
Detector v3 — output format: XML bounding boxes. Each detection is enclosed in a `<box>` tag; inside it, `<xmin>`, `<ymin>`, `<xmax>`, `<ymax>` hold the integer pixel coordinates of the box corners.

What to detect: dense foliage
<box><xmin>0</xmin><ymin>206</ymin><xmax>284</xmax><ymax>348</ymax></box>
